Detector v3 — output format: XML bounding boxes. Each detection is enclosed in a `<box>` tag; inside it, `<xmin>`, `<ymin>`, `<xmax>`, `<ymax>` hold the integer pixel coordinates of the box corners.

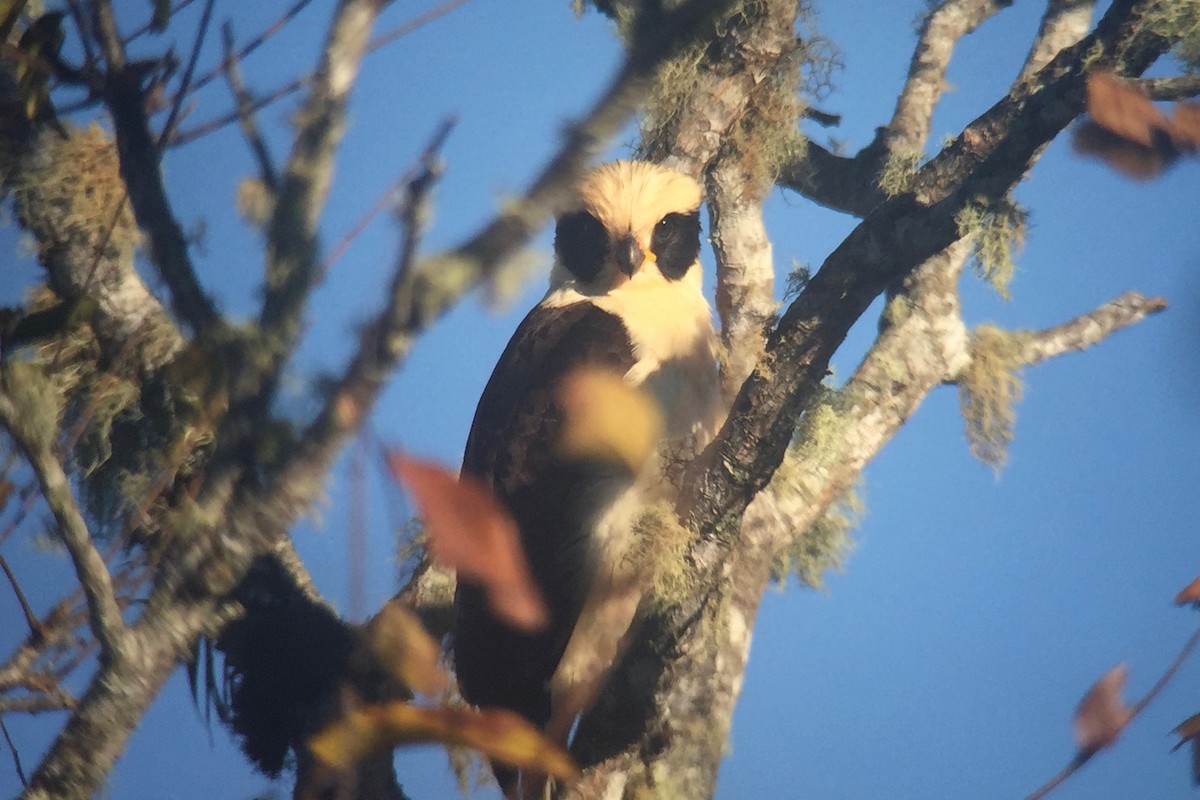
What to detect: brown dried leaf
<box><xmin>1086</xmin><ymin>72</ymin><xmax>1172</xmax><ymax>149</ymax></box>
<box><xmin>364</xmin><ymin>600</ymin><xmax>447</xmax><ymax>696</ymax></box>
<box><xmin>1172</xmin><ymin>711</ymin><xmax>1200</xmax><ymax>750</ymax></box>
<box><xmin>386</xmin><ymin>450</ymin><xmax>548</xmax><ymax>632</ymax></box>
<box><xmin>557</xmin><ymin>367</ymin><xmax>663</xmax><ymax>473</ymax></box>
<box><xmin>1175</xmin><ymin>575</ymin><xmax>1200</xmax><ymax>607</ymax></box>
<box><xmin>1073</xmin><ymin>121</ymin><xmax>1171</xmax><ymax>180</ymax></box>
<box><xmin>308</xmin><ymin>702</ymin><xmax>579</xmax><ymax>780</ymax></box>
<box><xmin>1172</xmin><ymin>102</ymin><xmax>1200</xmax><ymax>151</ymax></box>
<box><xmin>1073</xmin><ymin>664</ymin><xmax>1133</xmax><ymax>753</ymax></box>
<box><xmin>1075</xmin><ymin>73</ymin><xmax>1200</xmax><ymax>179</ymax></box>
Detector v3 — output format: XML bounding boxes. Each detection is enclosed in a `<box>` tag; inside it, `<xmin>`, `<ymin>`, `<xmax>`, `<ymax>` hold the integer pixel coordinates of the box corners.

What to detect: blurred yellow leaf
<box><xmin>364</xmin><ymin>600</ymin><xmax>447</xmax><ymax>696</ymax></box>
<box><xmin>385</xmin><ymin>450</ymin><xmax>548</xmax><ymax>632</ymax></box>
<box><xmin>308</xmin><ymin>702</ymin><xmax>579</xmax><ymax>780</ymax></box>
<box><xmin>557</xmin><ymin>367</ymin><xmax>663</xmax><ymax>473</ymax></box>
<box><xmin>1073</xmin><ymin>664</ymin><xmax>1132</xmax><ymax>753</ymax></box>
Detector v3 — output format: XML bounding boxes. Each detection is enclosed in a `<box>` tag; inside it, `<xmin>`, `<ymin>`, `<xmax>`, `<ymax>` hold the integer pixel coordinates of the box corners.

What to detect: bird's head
<box><xmin>550</xmin><ymin>161</ymin><xmax>704</xmax><ymax>295</ymax></box>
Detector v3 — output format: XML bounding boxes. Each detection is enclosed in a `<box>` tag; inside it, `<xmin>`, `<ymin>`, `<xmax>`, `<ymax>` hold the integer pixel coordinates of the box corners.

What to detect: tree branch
<box><xmin>776</xmin><ymin>136</ymin><xmax>889</xmax><ymax>217</ymax></box>
<box><xmin>0</xmin><ymin>392</ymin><xmax>127</xmax><ymax>661</ymax></box>
<box><xmin>888</xmin><ymin>0</ymin><xmax>1013</xmax><ymax>154</ymax></box>
<box><xmin>1011</xmin><ymin>291</ymin><xmax>1167</xmax><ymax>368</ymax></box>
<box><xmin>1018</xmin><ymin>0</ymin><xmax>1096</xmax><ymax>83</ymax></box>
<box><xmin>1133</xmin><ymin>73</ymin><xmax>1200</xmax><ymax>101</ymax></box>
<box><xmin>709</xmin><ymin>159</ymin><xmax>777</xmax><ymax>403</ymax></box>
<box><xmin>104</xmin><ymin>60</ymin><xmax>223</xmax><ymax>336</ymax></box>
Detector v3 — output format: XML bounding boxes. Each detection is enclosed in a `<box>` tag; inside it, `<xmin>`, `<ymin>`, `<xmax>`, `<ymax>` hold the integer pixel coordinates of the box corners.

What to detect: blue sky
<box><xmin>2</xmin><ymin>1</ymin><xmax>1198</xmax><ymax>798</ymax></box>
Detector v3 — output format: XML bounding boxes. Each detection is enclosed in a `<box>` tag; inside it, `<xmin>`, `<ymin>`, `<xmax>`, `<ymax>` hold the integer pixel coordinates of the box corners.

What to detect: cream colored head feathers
<box><xmin>548</xmin><ymin>160</ymin><xmax>705</xmax><ymax>296</ymax></box>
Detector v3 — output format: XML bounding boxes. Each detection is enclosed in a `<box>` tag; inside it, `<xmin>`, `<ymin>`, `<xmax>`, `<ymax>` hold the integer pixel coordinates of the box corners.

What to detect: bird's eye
<box><xmin>555</xmin><ymin>211</ymin><xmax>609</xmax><ymax>282</ymax></box>
<box><xmin>650</xmin><ymin>211</ymin><xmax>701</xmax><ymax>280</ymax></box>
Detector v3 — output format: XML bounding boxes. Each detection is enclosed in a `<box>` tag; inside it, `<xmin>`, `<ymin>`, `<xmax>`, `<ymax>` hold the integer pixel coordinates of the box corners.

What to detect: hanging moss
<box><xmin>625</xmin><ymin>0</ymin><xmax>834</xmax><ymax>186</ymax></box>
<box><xmin>628</xmin><ymin>499</ymin><xmax>695</xmax><ymax>606</ymax></box>
<box><xmin>765</xmin><ymin>386</ymin><xmax>859</xmax><ymax>589</ymax></box>
<box><xmin>770</xmin><ymin>480</ymin><xmax>859</xmax><ymax>590</ymax></box>
<box><xmin>1145</xmin><ymin>0</ymin><xmax>1200</xmax><ymax>71</ymax></box>
<box><xmin>877</xmin><ymin>149</ymin><xmax>921</xmax><ymax>197</ymax></box>
<box><xmin>955</xmin><ymin>195</ymin><xmax>1028</xmax><ymax>301</ymax></box>
<box><xmin>958</xmin><ymin>324</ymin><xmax>1032</xmax><ymax>470</ymax></box>
<box><xmin>9</xmin><ymin>123</ymin><xmax>140</xmax><ymax>252</ymax></box>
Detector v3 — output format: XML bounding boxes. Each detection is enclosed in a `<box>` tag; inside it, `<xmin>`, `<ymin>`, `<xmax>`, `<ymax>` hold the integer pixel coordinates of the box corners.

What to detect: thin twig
<box><xmin>1025</xmin><ymin>625</ymin><xmax>1200</xmax><ymax>800</ymax></box>
<box><xmin>63</xmin><ymin>0</ymin><xmax>97</xmax><ymax>66</ymax></box>
<box><xmin>156</xmin><ymin>0</ymin><xmax>216</xmax><ymax>148</ymax></box>
<box><xmin>187</xmin><ymin>0</ymin><xmax>318</xmax><ymax>98</ymax></box>
<box><xmin>0</xmin><ymin>715</ymin><xmax>27</xmax><ymax>787</ymax></box>
<box><xmin>170</xmin><ymin>0</ymin><xmax>474</xmax><ymax>148</ymax></box>
<box><xmin>123</xmin><ymin>0</ymin><xmax>200</xmax><ymax>45</ymax></box>
<box><xmin>0</xmin><ymin>554</ymin><xmax>42</xmax><ymax>640</ymax></box>
<box><xmin>318</xmin><ymin>115</ymin><xmax>456</xmax><ymax>280</ymax></box>
<box><xmin>220</xmin><ymin>21</ymin><xmax>279</xmax><ymax>191</ymax></box>
<box><xmin>367</xmin><ymin>0</ymin><xmax>475</xmax><ymax>53</ymax></box>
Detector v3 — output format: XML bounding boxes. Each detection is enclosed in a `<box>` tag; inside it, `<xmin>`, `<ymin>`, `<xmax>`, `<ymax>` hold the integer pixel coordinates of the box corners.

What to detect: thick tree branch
<box><xmin>1018</xmin><ymin>0</ymin><xmax>1096</xmax><ymax>83</ymax></box>
<box><xmin>258</xmin><ymin>0</ymin><xmax>386</xmax><ymax>354</ymax></box>
<box><xmin>709</xmin><ymin>160</ymin><xmax>777</xmax><ymax>403</ymax></box>
<box><xmin>776</xmin><ymin>137</ymin><xmax>889</xmax><ymax>217</ymax></box>
<box><xmin>0</xmin><ymin>393</ymin><xmax>127</xmax><ymax>660</ymax></box>
<box><xmin>888</xmin><ymin>0</ymin><xmax>1013</xmax><ymax>154</ymax></box>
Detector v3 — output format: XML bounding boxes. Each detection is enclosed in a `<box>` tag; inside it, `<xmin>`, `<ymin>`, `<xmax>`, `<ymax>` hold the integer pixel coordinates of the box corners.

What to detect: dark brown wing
<box><xmin>454</xmin><ymin>299</ymin><xmax>636</xmax><ymax>730</ymax></box>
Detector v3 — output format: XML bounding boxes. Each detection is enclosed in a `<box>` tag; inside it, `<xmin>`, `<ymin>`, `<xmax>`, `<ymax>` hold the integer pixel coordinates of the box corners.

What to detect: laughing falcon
<box><xmin>453</xmin><ymin>161</ymin><xmax>723</xmax><ymax>774</ymax></box>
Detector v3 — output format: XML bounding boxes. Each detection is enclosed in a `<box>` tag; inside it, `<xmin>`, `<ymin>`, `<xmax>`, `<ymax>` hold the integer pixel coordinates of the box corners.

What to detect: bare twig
<box><xmin>63</xmin><ymin>0</ymin><xmax>97</xmax><ymax>66</ymax></box>
<box><xmin>186</xmin><ymin>0</ymin><xmax>318</xmax><ymax>98</ymax></box>
<box><xmin>1025</xmin><ymin>625</ymin><xmax>1200</xmax><ymax>800</ymax></box>
<box><xmin>156</xmin><ymin>0</ymin><xmax>216</xmax><ymax>148</ymax></box>
<box><xmin>0</xmin><ymin>392</ymin><xmax>127</xmax><ymax>660</ymax></box>
<box><xmin>1012</xmin><ymin>291</ymin><xmax>1167</xmax><ymax>368</ymax></box>
<box><xmin>367</xmin><ymin>0</ymin><xmax>474</xmax><ymax>52</ymax></box>
<box><xmin>0</xmin><ymin>555</ymin><xmax>42</xmax><ymax>640</ymax></box>
<box><xmin>171</xmin><ymin>0</ymin><xmax>472</xmax><ymax>148</ymax></box>
<box><xmin>123</xmin><ymin>0</ymin><xmax>200</xmax><ymax>45</ymax></box>
<box><xmin>318</xmin><ymin>120</ymin><xmax>458</xmax><ymax>280</ymax></box>
<box><xmin>220</xmin><ymin>21</ymin><xmax>279</xmax><ymax>191</ymax></box>
<box><xmin>0</xmin><ymin>715</ymin><xmax>26</xmax><ymax>787</ymax></box>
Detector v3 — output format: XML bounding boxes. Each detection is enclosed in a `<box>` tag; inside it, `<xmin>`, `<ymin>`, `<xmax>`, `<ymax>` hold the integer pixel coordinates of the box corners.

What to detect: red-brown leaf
<box><xmin>1085</xmin><ymin>72</ymin><xmax>1172</xmax><ymax>149</ymax></box>
<box><xmin>1073</xmin><ymin>664</ymin><xmax>1132</xmax><ymax>753</ymax></box>
<box><xmin>1175</xmin><ymin>575</ymin><xmax>1200</xmax><ymax>607</ymax></box>
<box><xmin>1075</xmin><ymin>73</ymin><xmax>1200</xmax><ymax>179</ymax></box>
<box><xmin>385</xmin><ymin>450</ymin><xmax>548</xmax><ymax>632</ymax></box>
<box><xmin>1172</xmin><ymin>102</ymin><xmax>1200</xmax><ymax>151</ymax></box>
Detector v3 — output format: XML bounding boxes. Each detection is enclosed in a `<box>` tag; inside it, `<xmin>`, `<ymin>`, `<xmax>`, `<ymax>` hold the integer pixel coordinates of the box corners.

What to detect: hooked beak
<box><xmin>614</xmin><ymin>235</ymin><xmax>644</xmax><ymax>278</ymax></box>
